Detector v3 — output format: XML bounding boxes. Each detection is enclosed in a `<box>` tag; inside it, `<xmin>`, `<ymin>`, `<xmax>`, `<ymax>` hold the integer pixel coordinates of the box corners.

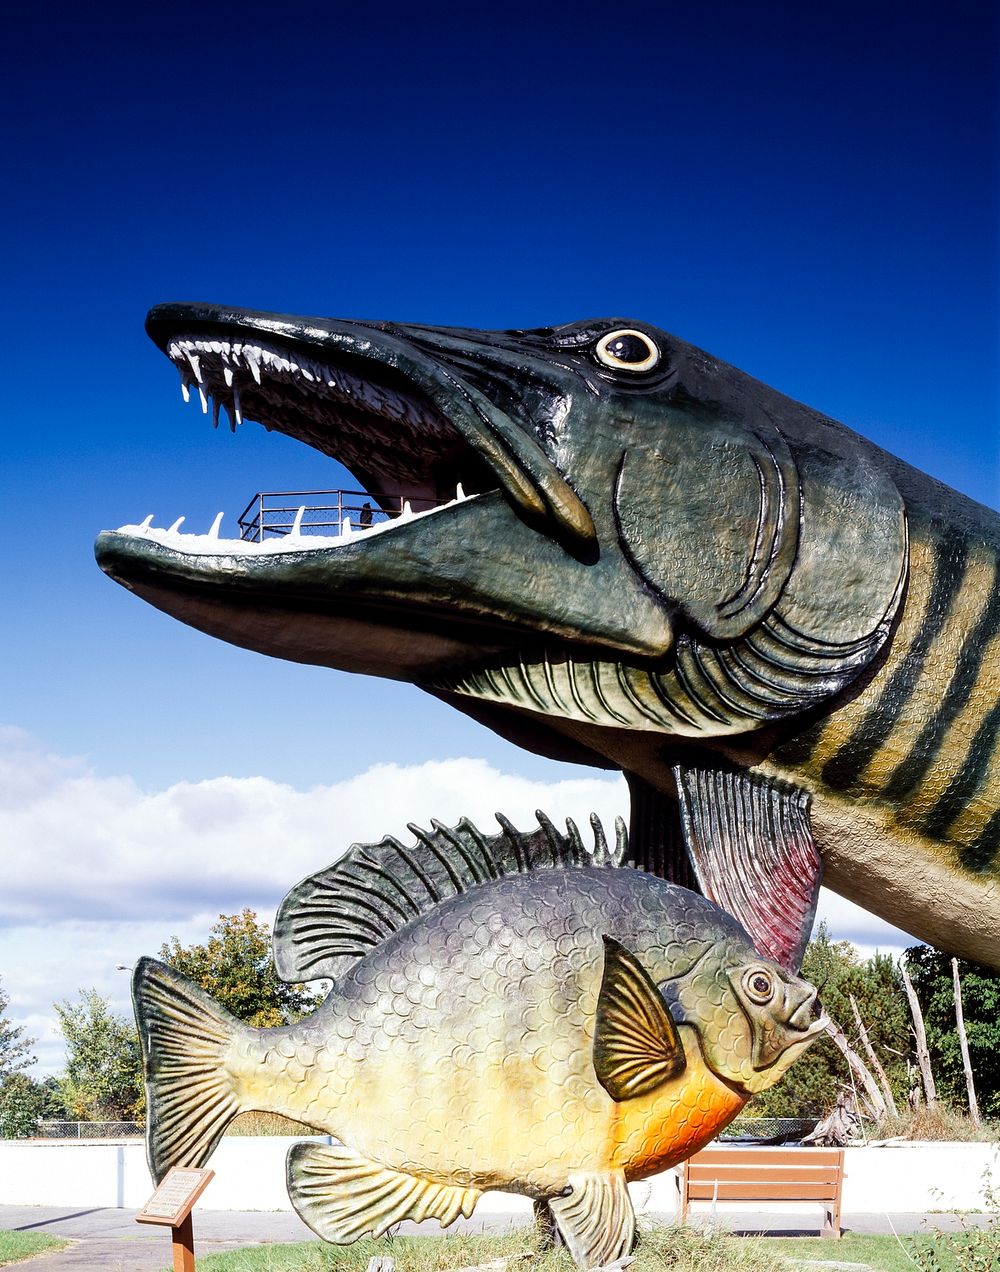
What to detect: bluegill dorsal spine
<box><xmin>273</xmin><ymin>810</ymin><xmax>628</xmax><ymax>984</ymax></box>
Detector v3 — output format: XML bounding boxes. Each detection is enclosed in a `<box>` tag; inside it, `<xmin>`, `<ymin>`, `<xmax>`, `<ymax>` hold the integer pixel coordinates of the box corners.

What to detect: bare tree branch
<box><xmin>825</xmin><ymin>1017</ymin><xmax>887</xmax><ymax>1119</ymax></box>
<box><xmin>899</xmin><ymin>959</ymin><xmax>937</xmax><ymax>1108</ymax></box>
<box><xmin>951</xmin><ymin>958</ymin><xmax>981</xmax><ymax>1126</ymax></box>
<box><xmin>849</xmin><ymin>992</ymin><xmax>898</xmax><ymax>1117</ymax></box>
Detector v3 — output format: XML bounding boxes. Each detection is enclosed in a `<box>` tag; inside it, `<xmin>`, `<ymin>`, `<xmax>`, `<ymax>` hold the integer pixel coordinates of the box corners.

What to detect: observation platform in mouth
<box><xmin>237</xmin><ymin>489</ymin><xmax>446</xmax><ymax>542</ymax></box>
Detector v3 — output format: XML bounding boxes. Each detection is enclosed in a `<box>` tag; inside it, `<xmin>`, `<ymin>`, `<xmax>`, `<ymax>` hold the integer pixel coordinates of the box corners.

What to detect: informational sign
<box><xmin>136</xmin><ymin>1166</ymin><xmax>214</xmax><ymax>1227</ymax></box>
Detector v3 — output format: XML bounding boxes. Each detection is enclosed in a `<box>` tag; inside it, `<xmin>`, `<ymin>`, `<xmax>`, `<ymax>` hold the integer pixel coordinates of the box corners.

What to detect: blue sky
<box><xmin>1</xmin><ymin>4</ymin><xmax>997</xmax><ymax>1069</ymax></box>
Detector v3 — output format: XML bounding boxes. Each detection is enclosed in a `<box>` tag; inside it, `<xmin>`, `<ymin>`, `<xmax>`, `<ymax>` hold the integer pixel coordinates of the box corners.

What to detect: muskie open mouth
<box><xmin>96</xmin><ymin>305</ymin><xmax>681</xmax><ymax>684</ymax></box>
<box><xmin>141</xmin><ymin>304</ymin><xmax>595</xmax><ymax>547</ymax></box>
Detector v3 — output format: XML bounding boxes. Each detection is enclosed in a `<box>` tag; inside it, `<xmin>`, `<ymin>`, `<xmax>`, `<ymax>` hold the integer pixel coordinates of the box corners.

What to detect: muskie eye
<box><xmin>595</xmin><ymin>329</ymin><xmax>659</xmax><ymax>372</ymax></box>
<box><xmin>744</xmin><ymin>969</ymin><xmax>775</xmax><ymax>1004</ymax></box>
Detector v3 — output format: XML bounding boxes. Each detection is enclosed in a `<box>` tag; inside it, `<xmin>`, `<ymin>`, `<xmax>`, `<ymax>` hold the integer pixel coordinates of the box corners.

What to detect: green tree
<box><xmin>0</xmin><ymin>975</ymin><xmax>35</xmax><ymax>1080</ymax></box>
<box><xmin>0</xmin><ymin>1073</ymin><xmax>67</xmax><ymax>1138</ymax></box>
<box><xmin>158</xmin><ymin>909</ymin><xmax>322</xmax><ymax>1027</ymax></box>
<box><xmin>904</xmin><ymin>945</ymin><xmax>1000</xmax><ymax>1118</ymax></box>
<box><xmin>54</xmin><ymin>990</ymin><xmax>143</xmax><ymax>1121</ymax></box>
<box><xmin>752</xmin><ymin>924</ymin><xmax>910</xmax><ymax>1118</ymax></box>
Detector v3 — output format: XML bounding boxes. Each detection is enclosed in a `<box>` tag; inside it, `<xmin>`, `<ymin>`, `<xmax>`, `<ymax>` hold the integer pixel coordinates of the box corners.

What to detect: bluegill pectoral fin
<box><xmin>548</xmin><ymin>1169</ymin><xmax>635</xmax><ymax>1270</ymax></box>
<box><xmin>674</xmin><ymin>766</ymin><xmax>822</xmax><ymax>973</ymax></box>
<box><xmin>593</xmin><ymin>936</ymin><xmax>685</xmax><ymax>1101</ymax></box>
<box><xmin>286</xmin><ymin>1142</ymin><xmax>481</xmax><ymax>1243</ymax></box>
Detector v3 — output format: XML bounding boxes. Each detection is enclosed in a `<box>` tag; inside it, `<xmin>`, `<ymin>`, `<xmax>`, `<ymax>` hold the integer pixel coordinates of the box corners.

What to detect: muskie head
<box><xmin>96</xmin><ymin>307</ymin><xmax>907</xmax><ymax>759</ymax></box>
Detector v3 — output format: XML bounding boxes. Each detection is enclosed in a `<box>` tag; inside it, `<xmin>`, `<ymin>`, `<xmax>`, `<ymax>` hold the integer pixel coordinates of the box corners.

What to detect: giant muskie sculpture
<box><xmin>97</xmin><ymin>308</ymin><xmax>1000</xmax><ymax>967</ymax></box>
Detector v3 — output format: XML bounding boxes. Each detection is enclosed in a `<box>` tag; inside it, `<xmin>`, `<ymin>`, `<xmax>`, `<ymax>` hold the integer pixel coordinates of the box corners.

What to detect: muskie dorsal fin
<box><xmin>273</xmin><ymin>810</ymin><xmax>627</xmax><ymax>983</ymax></box>
<box><xmin>674</xmin><ymin>765</ymin><xmax>822</xmax><ymax>972</ymax></box>
<box><xmin>593</xmin><ymin>936</ymin><xmax>685</xmax><ymax>1101</ymax></box>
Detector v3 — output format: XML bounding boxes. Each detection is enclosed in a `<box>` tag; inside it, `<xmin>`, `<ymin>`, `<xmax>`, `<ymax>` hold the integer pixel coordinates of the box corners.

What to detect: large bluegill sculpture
<box><xmin>134</xmin><ymin>807</ymin><xmax>826</xmax><ymax>1269</ymax></box>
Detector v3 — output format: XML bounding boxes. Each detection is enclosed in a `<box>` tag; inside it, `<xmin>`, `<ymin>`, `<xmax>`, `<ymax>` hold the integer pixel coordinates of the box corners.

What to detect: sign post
<box><xmin>136</xmin><ymin>1166</ymin><xmax>214</xmax><ymax>1272</ymax></box>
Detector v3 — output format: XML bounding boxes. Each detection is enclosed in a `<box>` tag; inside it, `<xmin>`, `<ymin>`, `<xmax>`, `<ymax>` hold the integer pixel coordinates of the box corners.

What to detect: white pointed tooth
<box><xmin>233</xmin><ymin>385</ymin><xmax>242</xmax><ymax>424</ymax></box>
<box><xmin>208</xmin><ymin>512</ymin><xmax>224</xmax><ymax>539</ymax></box>
<box><xmin>456</xmin><ymin>482</ymin><xmax>466</xmax><ymax>501</ymax></box>
<box><xmin>186</xmin><ymin>352</ymin><xmax>202</xmax><ymax>383</ymax></box>
<box><xmin>340</xmin><ymin>516</ymin><xmax>353</xmax><ymax>538</ymax></box>
<box><xmin>199</xmin><ymin>386</ymin><xmax>209</xmax><ymax>414</ymax></box>
<box><xmin>139</xmin><ymin>514</ymin><xmax>154</xmax><ymax>531</ymax></box>
<box><xmin>291</xmin><ymin>506</ymin><xmax>306</xmax><ymax>536</ymax></box>
<box><xmin>167</xmin><ymin>516</ymin><xmax>185</xmax><ymax>535</ymax></box>
<box><xmin>400</xmin><ymin>500</ymin><xmax>414</xmax><ymax>520</ymax></box>
<box><xmin>245</xmin><ymin>348</ymin><xmax>262</xmax><ymax>384</ymax></box>
<box><xmin>180</xmin><ymin>380</ymin><xmax>190</xmax><ymax>404</ymax></box>
<box><xmin>326</xmin><ymin>378</ymin><xmax>337</xmax><ymax>388</ymax></box>
<box><xmin>223</xmin><ymin>366</ymin><xmax>234</xmax><ymax>387</ymax></box>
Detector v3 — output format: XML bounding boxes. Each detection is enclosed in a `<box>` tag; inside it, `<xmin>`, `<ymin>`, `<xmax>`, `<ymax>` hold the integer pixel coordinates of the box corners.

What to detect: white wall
<box><xmin>1</xmin><ymin>1139</ymin><xmax>997</xmax><ymax>1217</ymax></box>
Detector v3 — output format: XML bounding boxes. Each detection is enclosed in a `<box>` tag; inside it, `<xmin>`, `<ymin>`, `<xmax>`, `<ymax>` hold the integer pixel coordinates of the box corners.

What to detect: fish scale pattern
<box><xmin>239</xmin><ymin>867</ymin><xmax>758</xmax><ymax>1196</ymax></box>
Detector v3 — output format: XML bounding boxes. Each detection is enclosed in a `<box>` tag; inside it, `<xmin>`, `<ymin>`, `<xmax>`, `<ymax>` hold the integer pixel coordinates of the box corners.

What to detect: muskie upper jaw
<box><xmin>96</xmin><ymin>305</ymin><xmax>677</xmax><ymax>681</ymax></box>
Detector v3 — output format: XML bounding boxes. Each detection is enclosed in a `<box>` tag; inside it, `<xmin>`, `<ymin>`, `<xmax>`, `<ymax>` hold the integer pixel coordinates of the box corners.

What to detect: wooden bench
<box><xmin>678</xmin><ymin>1145</ymin><xmax>844</xmax><ymax>1237</ymax></box>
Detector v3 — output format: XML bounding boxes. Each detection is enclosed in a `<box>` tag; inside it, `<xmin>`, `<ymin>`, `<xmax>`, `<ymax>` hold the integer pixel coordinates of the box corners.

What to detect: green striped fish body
<box><xmin>766</xmin><ymin>482</ymin><xmax>1000</xmax><ymax>962</ymax></box>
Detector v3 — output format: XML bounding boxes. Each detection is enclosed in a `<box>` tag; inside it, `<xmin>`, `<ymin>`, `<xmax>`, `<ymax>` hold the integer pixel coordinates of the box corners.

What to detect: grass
<box><xmin>226</xmin><ymin>1112</ymin><xmax>323</xmax><ymax>1137</ymax></box>
<box><xmin>871</xmin><ymin>1107</ymin><xmax>1000</xmax><ymax>1143</ymax></box>
<box><xmin>0</xmin><ymin>1230</ymin><xmax>69</xmax><ymax>1265</ymax></box>
<box><xmin>158</xmin><ymin>1226</ymin><xmax>787</xmax><ymax>1272</ymax></box>
<box><xmin>760</xmin><ymin>1233</ymin><xmax>933</xmax><ymax>1270</ymax></box>
<box><xmin>154</xmin><ymin>1224</ymin><xmax>941</xmax><ymax>1272</ymax></box>
<box><xmin>154</xmin><ymin>1225</ymin><xmax>1000</xmax><ymax>1272</ymax></box>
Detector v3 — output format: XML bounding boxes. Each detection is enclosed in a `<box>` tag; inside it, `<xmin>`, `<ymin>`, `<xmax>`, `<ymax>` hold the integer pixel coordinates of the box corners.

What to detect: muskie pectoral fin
<box><xmin>593</xmin><ymin>936</ymin><xmax>685</xmax><ymax>1101</ymax></box>
<box><xmin>548</xmin><ymin>1169</ymin><xmax>635</xmax><ymax>1270</ymax></box>
<box><xmin>674</xmin><ymin>765</ymin><xmax>823</xmax><ymax>972</ymax></box>
<box><xmin>286</xmin><ymin>1142</ymin><xmax>481</xmax><ymax>1243</ymax></box>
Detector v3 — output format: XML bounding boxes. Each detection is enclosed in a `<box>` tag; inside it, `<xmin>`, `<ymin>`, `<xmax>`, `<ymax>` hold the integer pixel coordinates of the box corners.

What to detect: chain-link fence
<box><xmin>28</xmin><ymin>1116</ymin><xmax>816</xmax><ymax>1144</ymax></box>
<box><xmin>720</xmin><ymin>1116</ymin><xmax>819</xmax><ymax>1142</ymax></box>
<box><xmin>34</xmin><ymin>1121</ymin><xmax>143</xmax><ymax>1139</ymax></box>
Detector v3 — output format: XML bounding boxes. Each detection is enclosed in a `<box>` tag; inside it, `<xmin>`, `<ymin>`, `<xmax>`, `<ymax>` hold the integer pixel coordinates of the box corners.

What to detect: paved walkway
<box><xmin>1</xmin><ymin>1205</ymin><xmax>995</xmax><ymax>1271</ymax></box>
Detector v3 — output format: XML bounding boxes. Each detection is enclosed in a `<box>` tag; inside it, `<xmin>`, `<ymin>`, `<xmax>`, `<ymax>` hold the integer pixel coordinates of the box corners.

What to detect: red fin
<box><xmin>673</xmin><ymin>767</ymin><xmax>822</xmax><ymax>972</ymax></box>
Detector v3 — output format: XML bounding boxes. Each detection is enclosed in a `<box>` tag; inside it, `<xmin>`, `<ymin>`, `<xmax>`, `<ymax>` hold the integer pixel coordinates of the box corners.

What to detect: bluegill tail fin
<box><xmin>132</xmin><ymin>957</ymin><xmax>245</xmax><ymax>1183</ymax></box>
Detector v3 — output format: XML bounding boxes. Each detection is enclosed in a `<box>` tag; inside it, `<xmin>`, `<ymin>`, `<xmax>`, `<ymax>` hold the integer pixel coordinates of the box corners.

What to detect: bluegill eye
<box><xmin>595</xmin><ymin>329</ymin><xmax>659</xmax><ymax>372</ymax></box>
<box><xmin>744</xmin><ymin>969</ymin><xmax>774</xmax><ymax>1004</ymax></box>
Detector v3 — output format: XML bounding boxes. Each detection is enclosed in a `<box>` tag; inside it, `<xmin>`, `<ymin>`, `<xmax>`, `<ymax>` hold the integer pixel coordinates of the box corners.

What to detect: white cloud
<box><xmin>0</xmin><ymin>727</ymin><xmax>915</xmax><ymax>1077</ymax></box>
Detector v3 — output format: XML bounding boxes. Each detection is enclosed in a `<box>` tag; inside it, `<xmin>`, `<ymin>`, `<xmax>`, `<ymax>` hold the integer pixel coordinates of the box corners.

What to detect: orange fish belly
<box><xmin>612</xmin><ymin>1032</ymin><xmax>747</xmax><ymax>1180</ymax></box>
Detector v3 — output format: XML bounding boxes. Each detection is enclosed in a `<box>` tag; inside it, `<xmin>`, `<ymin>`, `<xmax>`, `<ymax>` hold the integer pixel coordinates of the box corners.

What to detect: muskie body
<box><xmin>134</xmin><ymin>835</ymin><xmax>824</xmax><ymax>1267</ymax></box>
<box><xmin>98</xmin><ymin>307</ymin><xmax>1000</xmax><ymax>964</ymax></box>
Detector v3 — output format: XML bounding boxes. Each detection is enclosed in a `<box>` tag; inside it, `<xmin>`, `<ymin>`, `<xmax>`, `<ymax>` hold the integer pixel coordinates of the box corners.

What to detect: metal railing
<box><xmin>237</xmin><ymin>489</ymin><xmax>443</xmax><ymax>542</ymax></box>
<box><xmin>34</xmin><ymin>1120</ymin><xmax>144</xmax><ymax>1139</ymax></box>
